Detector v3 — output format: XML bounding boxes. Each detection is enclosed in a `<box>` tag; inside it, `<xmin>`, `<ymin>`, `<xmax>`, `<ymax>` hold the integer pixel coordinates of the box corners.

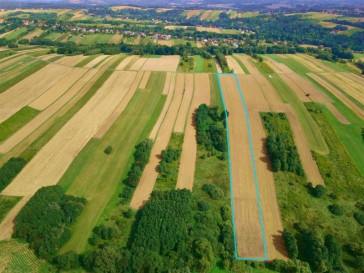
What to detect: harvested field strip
<box><xmin>0</xmin><ymin>107</ymin><xmax>40</xmax><ymax>142</ymax></box>
<box><xmin>40</xmin><ymin>54</ymin><xmax>59</xmax><ymax>61</ymax></box>
<box><xmin>298</xmin><ymin>54</ymin><xmax>336</xmax><ymax>73</ymax></box>
<box><xmin>217</xmin><ymin>74</ymin><xmax>267</xmax><ymax>260</ymax></box>
<box><xmin>341</xmin><ymin>72</ymin><xmax>364</xmax><ymax>86</ymax></box>
<box><xmin>0</xmin><ymin>55</ymin><xmax>27</xmax><ymax>71</ymax></box>
<box><xmin>0</xmin><ymin>60</ymin><xmax>47</xmax><ymax>94</ymax></box>
<box><xmin>139</xmin><ymin>71</ymin><xmax>151</xmax><ymax>89</ymax></box>
<box><xmin>94</xmin><ymin>70</ymin><xmax>145</xmax><ymax>138</ymax></box>
<box><xmin>232</xmin><ymin>54</ymin><xmax>249</xmax><ymax>74</ymax></box>
<box><xmin>289</xmin><ymin>54</ymin><xmax>323</xmax><ymax>72</ymax></box>
<box><xmin>0</xmin><ymin>71</ymin><xmax>137</xmax><ymax>240</ymax></box>
<box><xmin>0</xmin><ymin>57</ymin><xmax>118</xmax><ymax>161</ymax></box>
<box><xmin>116</xmin><ymin>55</ymin><xmax>137</xmax><ymax>70</ymax></box>
<box><xmin>0</xmin><ymin>57</ymin><xmax>35</xmax><ymax>77</ymax></box>
<box><xmin>84</xmin><ymin>55</ymin><xmax>109</xmax><ymax>68</ymax></box>
<box><xmin>141</xmin><ymin>55</ymin><xmax>180</xmax><ymax>72</ymax></box>
<box><xmin>129</xmin><ymin>73</ymin><xmax>185</xmax><ymax>210</ymax></box>
<box><xmin>200</xmin><ymin>10</ymin><xmax>212</xmax><ymax>20</ymax></box>
<box><xmin>59</xmin><ymin>74</ymin><xmax>166</xmax><ymax>253</ymax></box>
<box><xmin>319</xmin><ymin>72</ymin><xmax>364</xmax><ymax>106</ymax></box>
<box><xmin>75</xmin><ymin>54</ymin><xmax>100</xmax><ymax>67</ymax></box>
<box><xmin>55</xmin><ymin>55</ymin><xmax>87</xmax><ymax>66</ymax></box>
<box><xmin>29</xmin><ymin>67</ymin><xmax>88</xmax><ymax>110</ymax></box>
<box><xmin>176</xmin><ymin>73</ymin><xmax>210</xmax><ymax>190</ymax></box>
<box><xmin>129</xmin><ymin>57</ymin><xmax>147</xmax><ymax>71</ymax></box>
<box><xmin>149</xmin><ymin>73</ymin><xmax>176</xmax><ymax>140</ymax></box>
<box><xmin>0</xmin><ymin>69</ymin><xmax>99</xmax><ymax>154</ymax></box>
<box><xmin>0</xmin><ymin>63</ymin><xmax>74</xmax><ymax>123</ymax></box>
<box><xmin>307</xmin><ymin>73</ymin><xmax>364</xmax><ymax>119</ymax></box>
<box><xmin>186</xmin><ymin>10</ymin><xmax>201</xmax><ymax>19</ymax></box>
<box><xmin>108</xmin><ymin>34</ymin><xmax>123</xmax><ymax>44</ymax></box>
<box><xmin>234</xmin><ymin>54</ymin><xmax>260</xmax><ymax>74</ymax></box>
<box><xmin>214</xmin><ymin>59</ymin><xmax>222</xmax><ymax>73</ymax></box>
<box><xmin>174</xmin><ymin>74</ymin><xmax>194</xmax><ymax>132</ymax></box>
<box><xmin>237</xmin><ymin>74</ymin><xmax>289</xmax><ymax>260</ymax></box>
<box><xmin>267</xmin><ymin>73</ymin><xmax>329</xmax><ymax>154</ymax></box>
<box><xmin>226</xmin><ymin>56</ymin><xmax>245</xmax><ymax>74</ymax></box>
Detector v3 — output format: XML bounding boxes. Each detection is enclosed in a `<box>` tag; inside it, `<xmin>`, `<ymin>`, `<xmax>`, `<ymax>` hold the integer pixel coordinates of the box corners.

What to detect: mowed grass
<box><xmin>267</xmin><ymin>73</ymin><xmax>329</xmax><ymax>154</ymax></box>
<box><xmin>194</xmin><ymin>55</ymin><xmax>204</xmax><ymax>72</ymax></box>
<box><xmin>59</xmin><ymin>72</ymin><xmax>167</xmax><ymax>253</ymax></box>
<box><xmin>0</xmin><ymin>60</ymin><xmax>47</xmax><ymax>94</ymax></box>
<box><xmin>203</xmin><ymin>57</ymin><xmax>217</xmax><ymax>73</ymax></box>
<box><xmin>0</xmin><ymin>107</ymin><xmax>40</xmax><ymax>142</ymax></box>
<box><xmin>0</xmin><ymin>195</ymin><xmax>21</xmax><ymax>222</ymax></box>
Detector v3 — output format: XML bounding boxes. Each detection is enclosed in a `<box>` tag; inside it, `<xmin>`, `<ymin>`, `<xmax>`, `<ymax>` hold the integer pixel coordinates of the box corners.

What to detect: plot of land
<box><xmin>186</xmin><ymin>10</ymin><xmax>201</xmax><ymax>19</ymax></box>
<box><xmin>0</xmin><ymin>63</ymin><xmax>73</xmax><ymax>123</ymax></box>
<box><xmin>115</xmin><ymin>55</ymin><xmax>137</xmax><ymax>70</ymax></box>
<box><xmin>219</xmin><ymin>74</ymin><xmax>266</xmax><ymax>258</ymax></box>
<box><xmin>141</xmin><ymin>55</ymin><xmax>180</xmax><ymax>72</ymax></box>
<box><xmin>139</xmin><ymin>71</ymin><xmax>151</xmax><ymax>89</ymax></box>
<box><xmin>174</xmin><ymin>74</ymin><xmax>194</xmax><ymax>132</ymax></box>
<box><xmin>226</xmin><ymin>56</ymin><xmax>245</xmax><ymax>74</ymax></box>
<box><xmin>55</xmin><ymin>55</ymin><xmax>87</xmax><ymax>66</ymax></box>
<box><xmin>234</xmin><ymin>54</ymin><xmax>260</xmax><ymax>74</ymax></box>
<box><xmin>176</xmin><ymin>73</ymin><xmax>210</xmax><ymax>190</ymax></box>
<box><xmin>130</xmin><ymin>73</ymin><xmax>185</xmax><ymax>209</ymax></box>
<box><xmin>129</xmin><ymin>57</ymin><xmax>147</xmax><ymax>70</ymax></box>
<box><xmin>84</xmin><ymin>55</ymin><xmax>109</xmax><ymax>68</ymax></box>
<box><xmin>0</xmin><ymin>71</ymin><xmax>137</xmax><ymax>239</ymax></box>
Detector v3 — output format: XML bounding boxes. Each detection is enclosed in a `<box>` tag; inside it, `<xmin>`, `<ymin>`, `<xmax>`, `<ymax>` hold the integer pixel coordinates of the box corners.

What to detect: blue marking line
<box><xmin>216</xmin><ymin>73</ymin><xmax>268</xmax><ymax>261</ymax></box>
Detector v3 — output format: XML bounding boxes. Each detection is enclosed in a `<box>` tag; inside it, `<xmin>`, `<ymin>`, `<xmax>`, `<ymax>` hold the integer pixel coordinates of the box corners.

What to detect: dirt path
<box><xmin>0</xmin><ymin>69</ymin><xmax>99</xmax><ymax>154</ymax></box>
<box><xmin>219</xmin><ymin>74</ymin><xmax>266</xmax><ymax>258</ymax></box>
<box><xmin>29</xmin><ymin>67</ymin><xmax>88</xmax><ymax>110</ymax></box>
<box><xmin>0</xmin><ymin>63</ymin><xmax>74</xmax><ymax>123</ymax></box>
<box><xmin>234</xmin><ymin>54</ymin><xmax>260</xmax><ymax>74</ymax></box>
<box><xmin>226</xmin><ymin>56</ymin><xmax>245</xmax><ymax>74</ymax></box>
<box><xmin>149</xmin><ymin>73</ymin><xmax>176</xmax><ymax>140</ymax></box>
<box><xmin>176</xmin><ymin>73</ymin><xmax>210</xmax><ymax>190</ymax></box>
<box><xmin>0</xmin><ymin>71</ymin><xmax>136</xmax><ymax>239</ymax></box>
<box><xmin>174</xmin><ymin>74</ymin><xmax>193</xmax><ymax>132</ymax></box>
<box><xmin>130</xmin><ymin>73</ymin><xmax>185</xmax><ymax>209</ymax></box>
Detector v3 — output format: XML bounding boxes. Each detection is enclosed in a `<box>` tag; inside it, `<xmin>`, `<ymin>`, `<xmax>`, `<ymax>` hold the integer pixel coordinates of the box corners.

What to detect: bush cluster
<box><xmin>0</xmin><ymin>157</ymin><xmax>27</xmax><ymax>192</ymax></box>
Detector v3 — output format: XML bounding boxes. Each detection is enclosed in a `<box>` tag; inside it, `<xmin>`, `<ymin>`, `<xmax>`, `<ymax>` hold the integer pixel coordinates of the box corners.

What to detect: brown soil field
<box><xmin>174</xmin><ymin>73</ymin><xmax>194</xmax><ymax>132</ymax></box>
<box><xmin>186</xmin><ymin>10</ymin><xmax>201</xmax><ymax>19</ymax></box>
<box><xmin>0</xmin><ymin>71</ymin><xmax>137</xmax><ymax>238</ymax></box>
<box><xmin>108</xmin><ymin>34</ymin><xmax>123</xmax><ymax>44</ymax></box>
<box><xmin>234</xmin><ymin>54</ymin><xmax>260</xmax><ymax>74</ymax></box>
<box><xmin>23</xmin><ymin>29</ymin><xmax>43</xmax><ymax>40</ymax></box>
<box><xmin>55</xmin><ymin>55</ymin><xmax>87</xmax><ymax>66</ymax></box>
<box><xmin>226</xmin><ymin>55</ymin><xmax>245</xmax><ymax>74</ymax></box>
<box><xmin>95</xmin><ymin>71</ymin><xmax>144</xmax><ymax>139</ymax></box>
<box><xmin>141</xmin><ymin>56</ymin><xmax>180</xmax><ymax>72</ymax></box>
<box><xmin>176</xmin><ymin>73</ymin><xmax>210</xmax><ymax>190</ymax></box>
<box><xmin>214</xmin><ymin>59</ymin><xmax>222</xmax><ymax>73</ymax></box>
<box><xmin>237</xmin><ymin>75</ymin><xmax>287</xmax><ymax>260</ymax></box>
<box><xmin>308</xmin><ymin>73</ymin><xmax>364</xmax><ymax>119</ymax></box>
<box><xmin>130</xmin><ymin>73</ymin><xmax>185</xmax><ymax>209</ymax></box>
<box><xmin>129</xmin><ymin>57</ymin><xmax>147</xmax><ymax>71</ymax></box>
<box><xmin>289</xmin><ymin>54</ymin><xmax>323</xmax><ymax>72</ymax></box>
<box><xmin>84</xmin><ymin>55</ymin><xmax>108</xmax><ymax>68</ymax></box>
<box><xmin>115</xmin><ymin>55</ymin><xmax>137</xmax><ymax>70</ymax></box>
<box><xmin>29</xmin><ymin>67</ymin><xmax>88</xmax><ymax>110</ymax></box>
<box><xmin>0</xmin><ymin>69</ymin><xmax>99</xmax><ymax>154</ymax></box>
<box><xmin>138</xmin><ymin>71</ymin><xmax>151</xmax><ymax>89</ymax></box>
<box><xmin>0</xmin><ymin>63</ymin><xmax>73</xmax><ymax>123</ymax></box>
<box><xmin>200</xmin><ymin>10</ymin><xmax>212</xmax><ymax>20</ymax></box>
<box><xmin>219</xmin><ymin>74</ymin><xmax>266</xmax><ymax>258</ymax></box>
<box><xmin>157</xmin><ymin>40</ymin><xmax>174</xmax><ymax>46</ymax></box>
<box><xmin>319</xmin><ymin>72</ymin><xmax>364</xmax><ymax>106</ymax></box>
<box><xmin>149</xmin><ymin>73</ymin><xmax>176</xmax><ymax>140</ymax></box>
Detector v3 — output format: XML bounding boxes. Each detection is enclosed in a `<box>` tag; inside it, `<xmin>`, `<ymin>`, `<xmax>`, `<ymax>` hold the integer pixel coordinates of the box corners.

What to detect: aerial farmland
<box><xmin>0</xmin><ymin>1</ymin><xmax>363</xmax><ymax>272</ymax></box>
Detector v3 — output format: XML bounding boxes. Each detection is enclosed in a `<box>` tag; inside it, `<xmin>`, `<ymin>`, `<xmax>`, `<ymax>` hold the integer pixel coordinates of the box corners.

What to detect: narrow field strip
<box><xmin>298</xmin><ymin>54</ymin><xmax>336</xmax><ymax>73</ymax></box>
<box><xmin>0</xmin><ymin>69</ymin><xmax>99</xmax><ymax>154</ymax></box>
<box><xmin>0</xmin><ymin>71</ymin><xmax>137</xmax><ymax>240</ymax></box>
<box><xmin>289</xmin><ymin>54</ymin><xmax>323</xmax><ymax>73</ymax></box>
<box><xmin>84</xmin><ymin>55</ymin><xmax>109</xmax><ymax>68</ymax></box>
<box><xmin>176</xmin><ymin>73</ymin><xmax>210</xmax><ymax>190</ymax></box>
<box><xmin>0</xmin><ymin>55</ymin><xmax>27</xmax><ymax>70</ymax></box>
<box><xmin>55</xmin><ymin>55</ymin><xmax>87</xmax><ymax>66</ymax></box>
<box><xmin>149</xmin><ymin>73</ymin><xmax>176</xmax><ymax>140</ymax></box>
<box><xmin>139</xmin><ymin>71</ymin><xmax>151</xmax><ymax>89</ymax></box>
<box><xmin>141</xmin><ymin>55</ymin><xmax>180</xmax><ymax>72</ymax></box>
<box><xmin>307</xmin><ymin>73</ymin><xmax>364</xmax><ymax>119</ymax></box>
<box><xmin>94</xmin><ymin>70</ymin><xmax>145</xmax><ymax>138</ymax></box>
<box><xmin>217</xmin><ymin>73</ymin><xmax>268</xmax><ymax>260</ymax></box>
<box><xmin>341</xmin><ymin>72</ymin><xmax>364</xmax><ymax>86</ymax></box>
<box><xmin>129</xmin><ymin>57</ymin><xmax>147</xmax><ymax>71</ymax></box>
<box><xmin>226</xmin><ymin>56</ymin><xmax>245</xmax><ymax>74</ymax></box>
<box><xmin>116</xmin><ymin>55</ymin><xmax>138</xmax><ymax>70</ymax></box>
<box><xmin>234</xmin><ymin>54</ymin><xmax>260</xmax><ymax>74</ymax></box>
<box><xmin>174</xmin><ymin>73</ymin><xmax>194</xmax><ymax>132</ymax></box>
<box><xmin>130</xmin><ymin>73</ymin><xmax>185</xmax><ymax>209</ymax></box>
<box><xmin>29</xmin><ymin>67</ymin><xmax>88</xmax><ymax>110</ymax></box>
<box><xmin>0</xmin><ymin>63</ymin><xmax>74</xmax><ymax>123</ymax></box>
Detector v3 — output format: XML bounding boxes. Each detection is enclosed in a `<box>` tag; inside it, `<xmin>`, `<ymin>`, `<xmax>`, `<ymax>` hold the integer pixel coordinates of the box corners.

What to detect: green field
<box><xmin>3</xmin><ymin>27</ymin><xmax>28</xmax><ymax>40</ymax></box>
<box><xmin>0</xmin><ymin>56</ymin><xmax>33</xmax><ymax>74</ymax></box>
<box><xmin>59</xmin><ymin>72</ymin><xmax>167</xmax><ymax>253</ymax></box>
<box><xmin>194</xmin><ymin>55</ymin><xmax>204</xmax><ymax>72</ymax></box>
<box><xmin>0</xmin><ymin>107</ymin><xmax>40</xmax><ymax>142</ymax></box>
<box><xmin>79</xmin><ymin>33</ymin><xmax>113</xmax><ymax>44</ymax></box>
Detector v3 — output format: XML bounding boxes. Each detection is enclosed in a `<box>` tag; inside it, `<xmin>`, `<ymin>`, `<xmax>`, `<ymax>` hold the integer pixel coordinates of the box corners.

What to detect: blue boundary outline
<box><xmin>216</xmin><ymin>73</ymin><xmax>268</xmax><ymax>261</ymax></box>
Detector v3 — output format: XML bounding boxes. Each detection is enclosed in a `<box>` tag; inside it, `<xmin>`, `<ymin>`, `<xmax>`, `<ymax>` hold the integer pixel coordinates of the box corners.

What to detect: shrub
<box><xmin>283</xmin><ymin>229</ymin><xmax>298</xmax><ymax>258</ymax></box>
<box><xmin>197</xmin><ymin>201</ymin><xmax>210</xmax><ymax>211</ymax></box>
<box><xmin>354</xmin><ymin>211</ymin><xmax>364</xmax><ymax>225</ymax></box>
<box><xmin>311</xmin><ymin>184</ymin><xmax>326</xmax><ymax>198</ymax></box>
<box><xmin>202</xmin><ymin>184</ymin><xmax>224</xmax><ymax>200</ymax></box>
<box><xmin>0</xmin><ymin>157</ymin><xmax>27</xmax><ymax>193</ymax></box>
<box><xmin>54</xmin><ymin>251</ymin><xmax>79</xmax><ymax>270</ymax></box>
<box><xmin>328</xmin><ymin>204</ymin><xmax>345</xmax><ymax>216</ymax></box>
<box><xmin>104</xmin><ymin>145</ymin><xmax>113</xmax><ymax>154</ymax></box>
<box><xmin>124</xmin><ymin>208</ymin><xmax>134</xmax><ymax>218</ymax></box>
